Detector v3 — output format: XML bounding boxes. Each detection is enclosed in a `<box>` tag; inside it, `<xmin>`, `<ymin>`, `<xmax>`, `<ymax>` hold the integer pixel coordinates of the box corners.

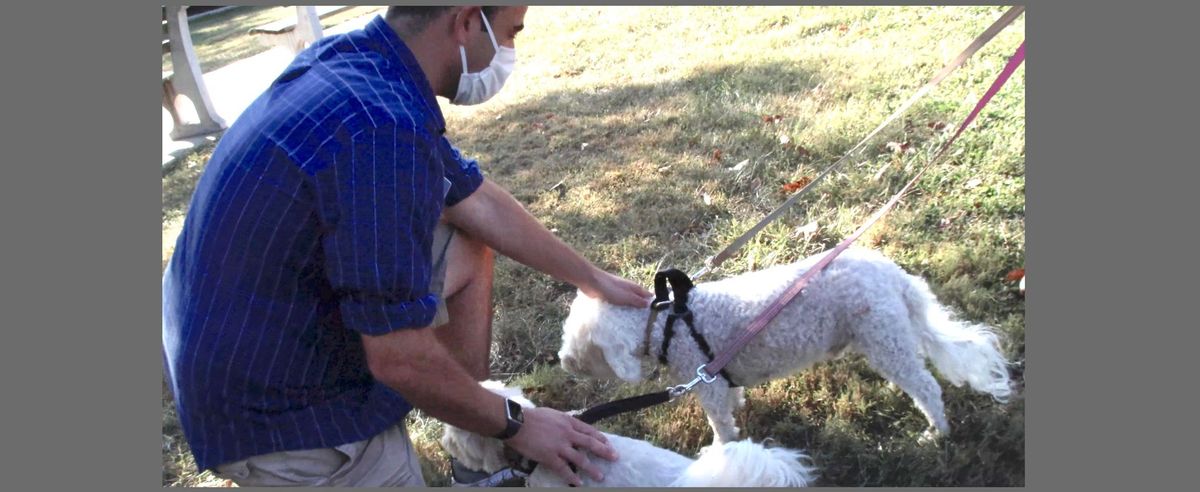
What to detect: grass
<box><xmin>162</xmin><ymin>6</ymin><xmax>385</xmax><ymax>74</ymax></box>
<box><xmin>162</xmin><ymin>6</ymin><xmax>1024</xmax><ymax>487</ymax></box>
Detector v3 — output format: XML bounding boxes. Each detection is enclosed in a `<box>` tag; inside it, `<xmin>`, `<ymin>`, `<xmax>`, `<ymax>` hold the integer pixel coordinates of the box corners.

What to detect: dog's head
<box><xmin>439</xmin><ymin>381</ymin><xmax>536</xmax><ymax>473</ymax></box>
<box><xmin>558</xmin><ymin>291</ymin><xmax>645</xmax><ymax>382</ymax></box>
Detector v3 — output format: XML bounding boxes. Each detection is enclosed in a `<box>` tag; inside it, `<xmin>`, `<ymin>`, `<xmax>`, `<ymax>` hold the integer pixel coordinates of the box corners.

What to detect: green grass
<box><xmin>162</xmin><ymin>6</ymin><xmax>385</xmax><ymax>74</ymax></box>
<box><xmin>163</xmin><ymin>6</ymin><xmax>1024</xmax><ymax>486</ymax></box>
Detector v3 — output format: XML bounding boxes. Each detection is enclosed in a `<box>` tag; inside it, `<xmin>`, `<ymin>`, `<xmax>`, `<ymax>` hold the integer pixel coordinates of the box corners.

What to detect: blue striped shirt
<box><xmin>161</xmin><ymin>16</ymin><xmax>485</xmax><ymax>472</ymax></box>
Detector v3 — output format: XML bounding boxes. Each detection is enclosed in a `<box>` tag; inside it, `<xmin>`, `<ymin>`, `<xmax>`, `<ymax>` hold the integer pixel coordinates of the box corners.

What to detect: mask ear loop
<box><xmin>459</xmin><ymin>9</ymin><xmax>500</xmax><ymax>76</ymax></box>
<box><xmin>479</xmin><ymin>9</ymin><xmax>500</xmax><ymax>53</ymax></box>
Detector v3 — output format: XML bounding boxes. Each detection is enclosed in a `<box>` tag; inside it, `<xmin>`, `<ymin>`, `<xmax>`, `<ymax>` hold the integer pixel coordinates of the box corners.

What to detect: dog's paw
<box><xmin>917</xmin><ymin>428</ymin><xmax>943</xmax><ymax>446</ymax></box>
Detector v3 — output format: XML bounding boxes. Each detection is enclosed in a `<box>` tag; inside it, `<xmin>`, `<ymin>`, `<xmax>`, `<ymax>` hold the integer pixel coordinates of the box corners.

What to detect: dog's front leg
<box><xmin>696</xmin><ymin>381</ymin><xmax>740</xmax><ymax>445</ymax></box>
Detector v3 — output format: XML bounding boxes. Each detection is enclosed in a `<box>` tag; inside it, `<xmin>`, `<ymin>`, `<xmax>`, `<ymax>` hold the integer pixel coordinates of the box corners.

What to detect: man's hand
<box><xmin>581</xmin><ymin>269</ymin><xmax>653</xmax><ymax>308</ymax></box>
<box><xmin>505</xmin><ymin>407</ymin><xmax>618</xmax><ymax>486</ymax></box>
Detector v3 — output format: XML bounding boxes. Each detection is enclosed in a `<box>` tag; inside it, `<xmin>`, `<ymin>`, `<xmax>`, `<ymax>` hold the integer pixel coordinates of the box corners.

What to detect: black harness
<box><xmin>652</xmin><ymin>269</ymin><xmax>740</xmax><ymax>388</ymax></box>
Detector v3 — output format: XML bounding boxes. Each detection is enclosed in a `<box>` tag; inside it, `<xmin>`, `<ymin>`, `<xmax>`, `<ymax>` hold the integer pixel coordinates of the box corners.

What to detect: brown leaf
<box><xmin>927</xmin><ymin>120</ymin><xmax>947</xmax><ymax>131</ymax></box>
<box><xmin>712</xmin><ymin>148</ymin><xmax>723</xmax><ymax>162</ymax></box>
<box><xmin>1005</xmin><ymin>268</ymin><xmax>1026</xmax><ymax>282</ymax></box>
<box><xmin>886</xmin><ymin>141</ymin><xmax>912</xmax><ymax>154</ymax></box>
<box><xmin>837</xmin><ymin>24</ymin><xmax>849</xmax><ymax>34</ymax></box>
<box><xmin>781</xmin><ymin>176</ymin><xmax>813</xmax><ymax>194</ymax></box>
<box><xmin>762</xmin><ymin>114</ymin><xmax>785</xmax><ymax>124</ymax></box>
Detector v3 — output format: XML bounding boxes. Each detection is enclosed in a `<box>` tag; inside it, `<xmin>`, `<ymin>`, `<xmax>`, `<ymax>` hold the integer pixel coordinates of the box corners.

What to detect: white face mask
<box><xmin>451</xmin><ymin>10</ymin><xmax>516</xmax><ymax>106</ymax></box>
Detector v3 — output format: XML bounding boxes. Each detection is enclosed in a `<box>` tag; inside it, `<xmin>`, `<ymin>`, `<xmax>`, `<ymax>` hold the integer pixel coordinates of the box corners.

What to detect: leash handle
<box><xmin>703</xmin><ymin>39</ymin><xmax>1026</xmax><ymax>379</ymax></box>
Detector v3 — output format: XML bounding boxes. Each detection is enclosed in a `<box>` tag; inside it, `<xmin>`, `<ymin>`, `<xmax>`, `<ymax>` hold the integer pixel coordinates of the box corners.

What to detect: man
<box><xmin>162</xmin><ymin>6</ymin><xmax>652</xmax><ymax>487</ymax></box>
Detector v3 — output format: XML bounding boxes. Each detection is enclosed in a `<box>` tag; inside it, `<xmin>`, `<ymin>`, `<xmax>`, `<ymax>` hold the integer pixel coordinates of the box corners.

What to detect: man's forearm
<box><xmin>444</xmin><ymin>178</ymin><xmax>600</xmax><ymax>292</ymax></box>
<box><xmin>365</xmin><ymin>329</ymin><xmax>508</xmax><ymax>438</ymax></box>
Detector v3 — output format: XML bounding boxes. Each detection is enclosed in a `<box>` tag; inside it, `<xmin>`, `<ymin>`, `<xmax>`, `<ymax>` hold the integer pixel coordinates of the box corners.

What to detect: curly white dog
<box><xmin>558</xmin><ymin>247</ymin><xmax>1013</xmax><ymax>445</ymax></box>
<box><xmin>440</xmin><ymin>381</ymin><xmax>817</xmax><ymax>487</ymax></box>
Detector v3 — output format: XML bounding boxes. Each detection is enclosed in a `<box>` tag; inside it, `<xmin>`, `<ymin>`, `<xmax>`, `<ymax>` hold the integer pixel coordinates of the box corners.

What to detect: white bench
<box><xmin>249</xmin><ymin>6</ymin><xmax>354</xmax><ymax>54</ymax></box>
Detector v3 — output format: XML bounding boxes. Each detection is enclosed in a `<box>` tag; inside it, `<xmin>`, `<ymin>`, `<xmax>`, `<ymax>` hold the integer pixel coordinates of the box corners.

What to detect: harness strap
<box><xmin>676</xmin><ymin>311</ymin><xmax>740</xmax><ymax>387</ymax></box>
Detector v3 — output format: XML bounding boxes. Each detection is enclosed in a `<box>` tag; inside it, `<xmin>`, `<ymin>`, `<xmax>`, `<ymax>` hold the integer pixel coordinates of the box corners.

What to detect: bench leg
<box><xmin>162</xmin><ymin>77</ymin><xmax>184</xmax><ymax>129</ymax></box>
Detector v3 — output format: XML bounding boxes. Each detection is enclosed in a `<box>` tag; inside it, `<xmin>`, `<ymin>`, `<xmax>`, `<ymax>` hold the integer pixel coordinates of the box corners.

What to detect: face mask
<box><xmin>451</xmin><ymin>10</ymin><xmax>516</xmax><ymax>106</ymax></box>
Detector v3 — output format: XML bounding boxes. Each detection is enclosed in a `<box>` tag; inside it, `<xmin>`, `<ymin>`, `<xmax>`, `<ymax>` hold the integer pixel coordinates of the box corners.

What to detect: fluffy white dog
<box><xmin>558</xmin><ymin>247</ymin><xmax>1013</xmax><ymax>444</ymax></box>
<box><xmin>440</xmin><ymin>381</ymin><xmax>817</xmax><ymax>487</ymax></box>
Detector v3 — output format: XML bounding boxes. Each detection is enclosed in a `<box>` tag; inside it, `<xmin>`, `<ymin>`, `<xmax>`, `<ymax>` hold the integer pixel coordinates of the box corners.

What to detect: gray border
<box><xmin>12</xmin><ymin>0</ymin><xmax>1183</xmax><ymax>490</ymax></box>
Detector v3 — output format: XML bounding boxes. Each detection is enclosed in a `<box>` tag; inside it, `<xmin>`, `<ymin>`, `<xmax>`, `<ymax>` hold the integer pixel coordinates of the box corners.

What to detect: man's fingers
<box><xmin>571</xmin><ymin>418</ymin><xmax>609</xmax><ymax>445</ymax></box>
<box><xmin>545</xmin><ymin>457</ymin><xmax>582</xmax><ymax>487</ymax></box>
<box><xmin>561</xmin><ymin>446</ymin><xmax>603</xmax><ymax>482</ymax></box>
<box><xmin>570</xmin><ymin>426</ymin><xmax>618</xmax><ymax>462</ymax></box>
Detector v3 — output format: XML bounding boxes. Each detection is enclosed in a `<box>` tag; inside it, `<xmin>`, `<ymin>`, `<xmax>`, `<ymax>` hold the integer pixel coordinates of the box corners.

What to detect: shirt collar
<box><xmin>363</xmin><ymin>15</ymin><xmax>446</xmax><ymax>132</ymax></box>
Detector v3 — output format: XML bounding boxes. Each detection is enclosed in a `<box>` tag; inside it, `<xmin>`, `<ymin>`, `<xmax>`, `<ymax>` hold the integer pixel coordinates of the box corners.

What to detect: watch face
<box><xmin>506</xmin><ymin>398</ymin><xmax>524</xmax><ymax>423</ymax></box>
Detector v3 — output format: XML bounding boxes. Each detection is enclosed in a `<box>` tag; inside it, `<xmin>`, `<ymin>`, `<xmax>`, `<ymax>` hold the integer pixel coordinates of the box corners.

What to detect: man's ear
<box><xmin>449</xmin><ymin>6</ymin><xmax>482</xmax><ymax>45</ymax></box>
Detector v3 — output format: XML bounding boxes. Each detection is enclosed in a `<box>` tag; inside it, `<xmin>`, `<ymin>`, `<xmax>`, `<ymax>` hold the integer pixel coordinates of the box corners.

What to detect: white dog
<box><xmin>558</xmin><ymin>247</ymin><xmax>1013</xmax><ymax>445</ymax></box>
<box><xmin>440</xmin><ymin>381</ymin><xmax>817</xmax><ymax>487</ymax></box>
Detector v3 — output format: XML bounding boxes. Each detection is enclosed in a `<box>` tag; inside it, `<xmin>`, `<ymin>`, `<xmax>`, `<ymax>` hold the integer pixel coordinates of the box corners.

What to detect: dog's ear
<box><xmin>600</xmin><ymin>339</ymin><xmax>643</xmax><ymax>382</ymax></box>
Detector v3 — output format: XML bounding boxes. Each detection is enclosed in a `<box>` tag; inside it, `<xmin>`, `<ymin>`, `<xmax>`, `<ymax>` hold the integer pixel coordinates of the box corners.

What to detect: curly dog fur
<box><xmin>558</xmin><ymin>247</ymin><xmax>1013</xmax><ymax>444</ymax></box>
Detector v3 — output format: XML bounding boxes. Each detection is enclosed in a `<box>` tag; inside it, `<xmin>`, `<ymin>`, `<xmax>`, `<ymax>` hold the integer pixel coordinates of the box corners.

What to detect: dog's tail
<box><xmin>669</xmin><ymin>440</ymin><xmax>817</xmax><ymax>487</ymax></box>
<box><xmin>903</xmin><ymin>273</ymin><xmax>1013</xmax><ymax>403</ymax></box>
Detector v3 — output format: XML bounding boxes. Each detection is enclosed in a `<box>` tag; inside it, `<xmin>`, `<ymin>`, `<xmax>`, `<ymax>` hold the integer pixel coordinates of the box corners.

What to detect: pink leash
<box><xmin>687</xmin><ymin>40</ymin><xmax>1027</xmax><ymax>385</ymax></box>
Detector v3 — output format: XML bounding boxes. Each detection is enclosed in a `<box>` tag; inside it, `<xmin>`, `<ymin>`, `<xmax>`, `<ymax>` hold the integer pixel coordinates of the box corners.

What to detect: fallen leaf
<box><xmin>545</xmin><ymin>113</ymin><xmax>555</xmax><ymax>119</ymax></box>
<box><xmin>1005</xmin><ymin>268</ymin><xmax>1025</xmax><ymax>282</ymax></box>
<box><xmin>658</xmin><ymin>164</ymin><xmax>673</xmax><ymax>172</ymax></box>
<box><xmin>701</xmin><ymin>193</ymin><xmax>713</xmax><ymax>205</ymax></box>
<box><xmin>712</xmin><ymin>148</ymin><xmax>723</xmax><ymax>162</ymax></box>
<box><xmin>779</xmin><ymin>134</ymin><xmax>791</xmax><ymax>145</ymax></box>
<box><xmin>886</xmin><ymin>141</ymin><xmax>912</xmax><ymax>154</ymax></box>
<box><xmin>793</xmin><ymin>220</ymin><xmax>819</xmax><ymax>237</ymax></box>
<box><xmin>729</xmin><ymin>159</ymin><xmax>749</xmax><ymax>172</ymax></box>
<box><xmin>762</xmin><ymin>114</ymin><xmax>785</xmax><ymax>124</ymax></box>
<box><xmin>580</xmin><ymin>142</ymin><xmax>590</xmax><ymax>150</ymax></box>
<box><xmin>781</xmin><ymin>176</ymin><xmax>813</xmax><ymax>194</ymax></box>
<box><xmin>965</xmin><ymin>178</ymin><xmax>983</xmax><ymax>189</ymax></box>
<box><xmin>837</xmin><ymin>24</ymin><xmax>849</xmax><ymax>34</ymax></box>
<box><xmin>927</xmin><ymin>120</ymin><xmax>947</xmax><ymax>131</ymax></box>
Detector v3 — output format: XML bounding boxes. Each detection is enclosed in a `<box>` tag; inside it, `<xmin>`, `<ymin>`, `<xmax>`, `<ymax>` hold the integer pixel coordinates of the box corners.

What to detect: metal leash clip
<box><xmin>667</xmin><ymin>364</ymin><xmax>718</xmax><ymax>400</ymax></box>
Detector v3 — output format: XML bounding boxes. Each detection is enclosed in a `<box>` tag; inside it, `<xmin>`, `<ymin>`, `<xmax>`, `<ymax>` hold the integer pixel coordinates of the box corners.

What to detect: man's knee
<box><xmin>444</xmin><ymin>230</ymin><xmax>494</xmax><ymax>297</ymax></box>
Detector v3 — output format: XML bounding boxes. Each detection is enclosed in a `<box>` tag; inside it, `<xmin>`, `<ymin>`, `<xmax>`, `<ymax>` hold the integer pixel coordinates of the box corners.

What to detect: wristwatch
<box><xmin>494</xmin><ymin>397</ymin><xmax>524</xmax><ymax>440</ymax></box>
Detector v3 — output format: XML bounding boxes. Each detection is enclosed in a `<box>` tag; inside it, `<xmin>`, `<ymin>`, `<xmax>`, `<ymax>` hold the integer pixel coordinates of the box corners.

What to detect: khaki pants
<box><xmin>213</xmin><ymin>421</ymin><xmax>425</xmax><ymax>487</ymax></box>
<box><xmin>213</xmin><ymin>223</ymin><xmax>459</xmax><ymax>486</ymax></box>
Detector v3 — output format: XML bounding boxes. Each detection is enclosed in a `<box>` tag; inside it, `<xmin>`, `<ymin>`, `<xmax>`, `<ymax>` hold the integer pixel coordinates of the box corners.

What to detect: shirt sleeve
<box><xmin>313</xmin><ymin>118</ymin><xmax>444</xmax><ymax>335</ymax></box>
<box><xmin>439</xmin><ymin>136</ymin><xmax>485</xmax><ymax>206</ymax></box>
